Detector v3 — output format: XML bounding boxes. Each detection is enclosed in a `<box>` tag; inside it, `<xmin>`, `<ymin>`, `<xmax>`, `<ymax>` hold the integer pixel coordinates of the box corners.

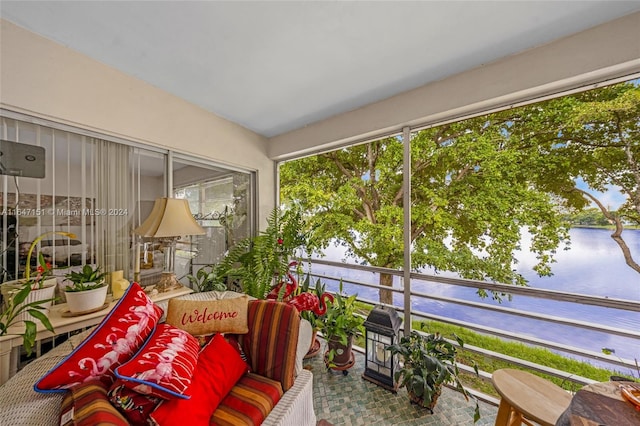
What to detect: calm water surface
<box><xmin>313</xmin><ymin>228</ymin><xmax>640</xmax><ymax>373</ymax></box>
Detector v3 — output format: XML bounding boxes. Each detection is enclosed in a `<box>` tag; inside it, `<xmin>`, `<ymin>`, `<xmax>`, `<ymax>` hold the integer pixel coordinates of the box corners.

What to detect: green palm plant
<box><xmin>64</xmin><ymin>264</ymin><xmax>108</xmax><ymax>292</ymax></box>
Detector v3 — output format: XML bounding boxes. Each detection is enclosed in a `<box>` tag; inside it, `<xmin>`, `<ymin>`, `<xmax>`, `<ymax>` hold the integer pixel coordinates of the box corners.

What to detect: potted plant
<box><xmin>186</xmin><ymin>264</ymin><xmax>227</xmax><ymax>292</ymax></box>
<box><xmin>386</xmin><ymin>329</ymin><xmax>480</xmax><ymax>421</ymax></box>
<box><xmin>318</xmin><ymin>281</ymin><xmax>364</xmax><ymax>369</ymax></box>
<box><xmin>63</xmin><ymin>264</ymin><xmax>109</xmax><ymax>313</ymax></box>
<box><xmin>1</xmin><ymin>253</ymin><xmax>58</xmax><ymax>321</ymax></box>
<box><xmin>1</xmin><ymin>231</ymin><xmax>75</xmax><ymax>320</ymax></box>
<box><xmin>0</xmin><ymin>284</ymin><xmax>55</xmax><ymax>356</ymax></box>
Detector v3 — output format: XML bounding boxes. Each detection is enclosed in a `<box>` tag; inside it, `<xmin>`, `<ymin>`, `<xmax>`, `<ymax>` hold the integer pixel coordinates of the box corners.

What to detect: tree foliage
<box><xmin>280</xmin><ymin>81</ymin><xmax>640</xmax><ymax>302</ymax></box>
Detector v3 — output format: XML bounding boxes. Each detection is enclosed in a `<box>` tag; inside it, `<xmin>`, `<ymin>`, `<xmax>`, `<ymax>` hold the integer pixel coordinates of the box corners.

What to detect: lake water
<box><xmin>312</xmin><ymin>228</ymin><xmax>640</xmax><ymax>373</ymax></box>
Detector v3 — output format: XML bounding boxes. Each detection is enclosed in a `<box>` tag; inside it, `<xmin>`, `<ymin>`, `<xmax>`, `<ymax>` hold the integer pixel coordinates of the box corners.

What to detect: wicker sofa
<box><xmin>0</xmin><ymin>290</ymin><xmax>316</xmax><ymax>426</ymax></box>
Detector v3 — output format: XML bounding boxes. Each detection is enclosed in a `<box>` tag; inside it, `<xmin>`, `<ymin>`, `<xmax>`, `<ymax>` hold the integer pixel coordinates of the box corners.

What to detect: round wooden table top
<box><xmin>492</xmin><ymin>368</ymin><xmax>573</xmax><ymax>426</ymax></box>
<box><xmin>555</xmin><ymin>381</ymin><xmax>640</xmax><ymax>426</ymax></box>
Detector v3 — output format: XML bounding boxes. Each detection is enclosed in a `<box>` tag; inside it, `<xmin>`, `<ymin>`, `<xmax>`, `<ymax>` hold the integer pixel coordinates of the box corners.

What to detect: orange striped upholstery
<box><xmin>240</xmin><ymin>300</ymin><xmax>300</xmax><ymax>391</ymax></box>
<box><xmin>211</xmin><ymin>373</ymin><xmax>283</xmax><ymax>426</ymax></box>
<box><xmin>59</xmin><ymin>380</ymin><xmax>128</xmax><ymax>426</ymax></box>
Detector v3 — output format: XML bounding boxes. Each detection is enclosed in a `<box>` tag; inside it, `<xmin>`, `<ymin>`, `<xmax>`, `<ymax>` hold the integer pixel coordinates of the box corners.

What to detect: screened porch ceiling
<box><xmin>1</xmin><ymin>1</ymin><xmax>639</xmax><ymax>139</ymax></box>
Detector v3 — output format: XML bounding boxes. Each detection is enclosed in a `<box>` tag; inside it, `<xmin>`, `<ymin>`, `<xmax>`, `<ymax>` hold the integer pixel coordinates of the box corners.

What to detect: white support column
<box><xmin>402</xmin><ymin>126</ymin><xmax>412</xmax><ymax>336</ymax></box>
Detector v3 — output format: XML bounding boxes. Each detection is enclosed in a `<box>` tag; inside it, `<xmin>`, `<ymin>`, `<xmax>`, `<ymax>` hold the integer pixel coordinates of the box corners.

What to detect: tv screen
<box><xmin>0</xmin><ymin>139</ymin><xmax>46</xmax><ymax>178</ymax></box>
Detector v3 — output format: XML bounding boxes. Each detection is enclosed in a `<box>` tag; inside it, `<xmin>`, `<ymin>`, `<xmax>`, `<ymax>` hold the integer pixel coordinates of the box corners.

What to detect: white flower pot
<box><xmin>1</xmin><ymin>277</ymin><xmax>58</xmax><ymax>322</ymax></box>
<box><xmin>64</xmin><ymin>284</ymin><xmax>108</xmax><ymax>314</ymax></box>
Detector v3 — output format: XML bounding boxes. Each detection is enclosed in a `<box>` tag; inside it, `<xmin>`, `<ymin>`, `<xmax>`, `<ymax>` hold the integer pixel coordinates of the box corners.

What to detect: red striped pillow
<box><xmin>59</xmin><ymin>379</ymin><xmax>128</xmax><ymax>426</ymax></box>
<box><xmin>240</xmin><ymin>300</ymin><xmax>300</xmax><ymax>391</ymax></box>
<box><xmin>212</xmin><ymin>373</ymin><xmax>283</xmax><ymax>426</ymax></box>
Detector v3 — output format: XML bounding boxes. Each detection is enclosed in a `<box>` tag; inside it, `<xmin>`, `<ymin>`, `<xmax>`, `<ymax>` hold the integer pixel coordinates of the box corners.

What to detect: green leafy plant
<box><xmin>64</xmin><ymin>264</ymin><xmax>108</xmax><ymax>292</ymax></box>
<box><xmin>387</xmin><ymin>329</ymin><xmax>480</xmax><ymax>422</ymax></box>
<box><xmin>318</xmin><ymin>280</ymin><xmax>364</xmax><ymax>364</ymax></box>
<box><xmin>216</xmin><ymin>206</ymin><xmax>314</xmax><ymax>299</ymax></box>
<box><xmin>24</xmin><ymin>231</ymin><xmax>76</xmax><ymax>289</ymax></box>
<box><xmin>24</xmin><ymin>253</ymin><xmax>55</xmax><ymax>289</ymax></box>
<box><xmin>0</xmin><ymin>285</ymin><xmax>55</xmax><ymax>356</ymax></box>
<box><xmin>186</xmin><ymin>264</ymin><xmax>228</xmax><ymax>292</ymax></box>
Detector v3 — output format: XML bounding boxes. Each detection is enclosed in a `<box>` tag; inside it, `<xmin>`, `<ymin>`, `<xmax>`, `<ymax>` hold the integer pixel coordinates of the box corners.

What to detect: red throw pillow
<box><xmin>35</xmin><ymin>282</ymin><xmax>163</xmax><ymax>392</ymax></box>
<box><xmin>115</xmin><ymin>323</ymin><xmax>200</xmax><ymax>399</ymax></box>
<box><xmin>149</xmin><ymin>333</ymin><xmax>248</xmax><ymax>426</ymax></box>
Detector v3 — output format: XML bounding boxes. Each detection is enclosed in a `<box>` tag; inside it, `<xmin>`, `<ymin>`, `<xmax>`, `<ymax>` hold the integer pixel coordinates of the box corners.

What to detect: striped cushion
<box><xmin>211</xmin><ymin>373</ymin><xmax>283</xmax><ymax>426</ymax></box>
<box><xmin>240</xmin><ymin>300</ymin><xmax>300</xmax><ymax>391</ymax></box>
<box><xmin>59</xmin><ymin>380</ymin><xmax>128</xmax><ymax>426</ymax></box>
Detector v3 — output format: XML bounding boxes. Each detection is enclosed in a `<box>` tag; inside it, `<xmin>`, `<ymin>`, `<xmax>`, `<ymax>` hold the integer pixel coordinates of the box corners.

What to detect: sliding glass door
<box><xmin>1</xmin><ymin>116</ymin><xmax>255</xmax><ymax>291</ymax></box>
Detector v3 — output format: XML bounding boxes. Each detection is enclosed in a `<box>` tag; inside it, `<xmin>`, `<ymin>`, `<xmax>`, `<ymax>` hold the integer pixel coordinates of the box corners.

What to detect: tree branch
<box><xmin>573</xmin><ymin>187</ymin><xmax>640</xmax><ymax>273</ymax></box>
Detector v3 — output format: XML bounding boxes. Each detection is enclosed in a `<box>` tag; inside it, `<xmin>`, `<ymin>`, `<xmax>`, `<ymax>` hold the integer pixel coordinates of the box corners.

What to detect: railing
<box><xmin>308</xmin><ymin>258</ymin><xmax>640</xmax><ymax>402</ymax></box>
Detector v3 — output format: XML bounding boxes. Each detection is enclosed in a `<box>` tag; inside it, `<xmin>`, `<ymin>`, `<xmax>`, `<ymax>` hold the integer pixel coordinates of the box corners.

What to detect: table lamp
<box><xmin>134</xmin><ymin>197</ymin><xmax>205</xmax><ymax>292</ymax></box>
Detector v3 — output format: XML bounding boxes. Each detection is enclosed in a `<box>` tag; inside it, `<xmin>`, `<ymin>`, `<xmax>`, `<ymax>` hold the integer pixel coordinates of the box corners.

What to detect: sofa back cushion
<box><xmin>240</xmin><ymin>300</ymin><xmax>300</xmax><ymax>391</ymax></box>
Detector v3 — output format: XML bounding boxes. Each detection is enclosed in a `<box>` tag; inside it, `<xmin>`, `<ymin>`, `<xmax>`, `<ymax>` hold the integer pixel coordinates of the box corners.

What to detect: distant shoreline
<box><xmin>570</xmin><ymin>225</ymin><xmax>640</xmax><ymax>230</ymax></box>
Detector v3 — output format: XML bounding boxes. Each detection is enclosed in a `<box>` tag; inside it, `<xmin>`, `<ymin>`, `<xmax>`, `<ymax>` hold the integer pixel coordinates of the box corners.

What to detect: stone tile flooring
<box><xmin>305</xmin><ymin>345</ymin><xmax>497</xmax><ymax>425</ymax></box>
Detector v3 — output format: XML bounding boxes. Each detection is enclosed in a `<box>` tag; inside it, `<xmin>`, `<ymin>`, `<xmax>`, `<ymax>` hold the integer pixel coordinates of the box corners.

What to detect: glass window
<box><xmin>1</xmin><ymin>116</ymin><xmax>255</xmax><ymax>294</ymax></box>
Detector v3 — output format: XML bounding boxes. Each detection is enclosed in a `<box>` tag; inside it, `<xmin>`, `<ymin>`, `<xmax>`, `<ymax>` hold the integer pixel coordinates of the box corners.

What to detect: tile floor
<box><xmin>305</xmin><ymin>345</ymin><xmax>498</xmax><ymax>426</ymax></box>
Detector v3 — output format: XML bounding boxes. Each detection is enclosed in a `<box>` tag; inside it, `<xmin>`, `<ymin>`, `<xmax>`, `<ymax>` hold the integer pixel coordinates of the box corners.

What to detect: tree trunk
<box><xmin>379</xmin><ymin>272</ymin><xmax>393</xmax><ymax>305</ymax></box>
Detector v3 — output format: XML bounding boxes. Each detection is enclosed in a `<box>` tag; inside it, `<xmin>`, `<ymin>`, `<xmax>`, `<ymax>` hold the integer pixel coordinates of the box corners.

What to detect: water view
<box><xmin>312</xmin><ymin>227</ymin><xmax>640</xmax><ymax>372</ymax></box>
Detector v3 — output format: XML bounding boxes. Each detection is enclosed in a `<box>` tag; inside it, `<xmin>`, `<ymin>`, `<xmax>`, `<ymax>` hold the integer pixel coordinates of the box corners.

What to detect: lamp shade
<box><xmin>135</xmin><ymin>198</ymin><xmax>205</xmax><ymax>238</ymax></box>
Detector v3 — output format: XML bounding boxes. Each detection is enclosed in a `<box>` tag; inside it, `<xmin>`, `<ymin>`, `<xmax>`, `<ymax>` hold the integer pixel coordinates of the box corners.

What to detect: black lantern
<box><xmin>362</xmin><ymin>305</ymin><xmax>402</xmax><ymax>392</ymax></box>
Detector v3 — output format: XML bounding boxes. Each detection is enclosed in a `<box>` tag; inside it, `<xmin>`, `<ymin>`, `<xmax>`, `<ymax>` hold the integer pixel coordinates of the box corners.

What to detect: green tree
<box><xmin>528</xmin><ymin>83</ymin><xmax>640</xmax><ymax>273</ymax></box>
<box><xmin>567</xmin><ymin>208</ymin><xmax>613</xmax><ymax>227</ymax></box>
<box><xmin>280</xmin><ymin>81</ymin><xmax>639</xmax><ymax>303</ymax></box>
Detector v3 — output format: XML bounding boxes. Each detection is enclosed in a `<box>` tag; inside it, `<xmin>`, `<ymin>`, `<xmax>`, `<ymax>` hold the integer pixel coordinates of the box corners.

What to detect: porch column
<box><xmin>402</xmin><ymin>126</ymin><xmax>411</xmax><ymax>336</ymax></box>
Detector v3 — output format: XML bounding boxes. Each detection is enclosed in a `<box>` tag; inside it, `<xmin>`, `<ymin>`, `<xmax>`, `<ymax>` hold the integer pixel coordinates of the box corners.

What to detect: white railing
<box><xmin>308</xmin><ymin>258</ymin><xmax>640</xmax><ymax>394</ymax></box>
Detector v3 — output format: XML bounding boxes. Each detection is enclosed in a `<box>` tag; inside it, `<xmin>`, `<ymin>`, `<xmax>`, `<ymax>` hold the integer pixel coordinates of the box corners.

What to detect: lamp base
<box><xmin>156</xmin><ymin>272</ymin><xmax>182</xmax><ymax>293</ymax></box>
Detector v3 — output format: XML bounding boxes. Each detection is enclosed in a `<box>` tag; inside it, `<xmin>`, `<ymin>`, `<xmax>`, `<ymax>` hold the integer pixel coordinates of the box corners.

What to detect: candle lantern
<box><xmin>362</xmin><ymin>305</ymin><xmax>402</xmax><ymax>392</ymax></box>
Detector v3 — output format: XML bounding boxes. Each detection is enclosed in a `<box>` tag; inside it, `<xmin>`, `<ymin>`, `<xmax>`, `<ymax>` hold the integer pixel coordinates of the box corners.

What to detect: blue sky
<box><xmin>576</xmin><ymin>178</ymin><xmax>627</xmax><ymax>210</ymax></box>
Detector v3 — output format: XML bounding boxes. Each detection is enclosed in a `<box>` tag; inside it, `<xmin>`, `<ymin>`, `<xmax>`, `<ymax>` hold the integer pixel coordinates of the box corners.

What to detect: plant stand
<box><xmin>323</xmin><ymin>350</ymin><xmax>355</xmax><ymax>376</ymax></box>
<box><xmin>304</xmin><ymin>336</ymin><xmax>322</xmax><ymax>359</ymax></box>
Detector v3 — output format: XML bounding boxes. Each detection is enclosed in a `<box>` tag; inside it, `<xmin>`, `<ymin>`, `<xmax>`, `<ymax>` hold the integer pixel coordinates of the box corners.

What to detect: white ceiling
<box><xmin>2</xmin><ymin>1</ymin><xmax>640</xmax><ymax>138</ymax></box>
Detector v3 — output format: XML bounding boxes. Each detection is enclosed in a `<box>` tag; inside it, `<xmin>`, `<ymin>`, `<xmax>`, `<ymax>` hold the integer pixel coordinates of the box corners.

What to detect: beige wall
<box><xmin>0</xmin><ymin>20</ymin><xmax>275</xmax><ymax>227</ymax></box>
<box><xmin>269</xmin><ymin>12</ymin><xmax>640</xmax><ymax>160</ymax></box>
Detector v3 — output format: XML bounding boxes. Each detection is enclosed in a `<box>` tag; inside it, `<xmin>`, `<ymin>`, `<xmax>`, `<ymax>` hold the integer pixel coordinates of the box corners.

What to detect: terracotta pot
<box><xmin>304</xmin><ymin>330</ymin><xmax>321</xmax><ymax>359</ymax></box>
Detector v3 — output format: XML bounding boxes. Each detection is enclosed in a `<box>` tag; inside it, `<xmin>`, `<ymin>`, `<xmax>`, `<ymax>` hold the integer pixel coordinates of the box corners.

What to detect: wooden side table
<box><xmin>492</xmin><ymin>368</ymin><xmax>572</xmax><ymax>426</ymax></box>
<box><xmin>0</xmin><ymin>285</ymin><xmax>192</xmax><ymax>385</ymax></box>
<box><xmin>555</xmin><ymin>381</ymin><xmax>640</xmax><ymax>425</ymax></box>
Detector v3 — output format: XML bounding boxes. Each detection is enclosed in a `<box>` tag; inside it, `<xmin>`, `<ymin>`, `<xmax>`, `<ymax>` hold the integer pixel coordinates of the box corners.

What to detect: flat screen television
<box><xmin>0</xmin><ymin>139</ymin><xmax>46</xmax><ymax>179</ymax></box>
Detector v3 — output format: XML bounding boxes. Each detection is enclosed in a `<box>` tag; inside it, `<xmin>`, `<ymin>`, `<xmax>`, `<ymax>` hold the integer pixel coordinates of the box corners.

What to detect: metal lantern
<box><xmin>362</xmin><ymin>305</ymin><xmax>402</xmax><ymax>392</ymax></box>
